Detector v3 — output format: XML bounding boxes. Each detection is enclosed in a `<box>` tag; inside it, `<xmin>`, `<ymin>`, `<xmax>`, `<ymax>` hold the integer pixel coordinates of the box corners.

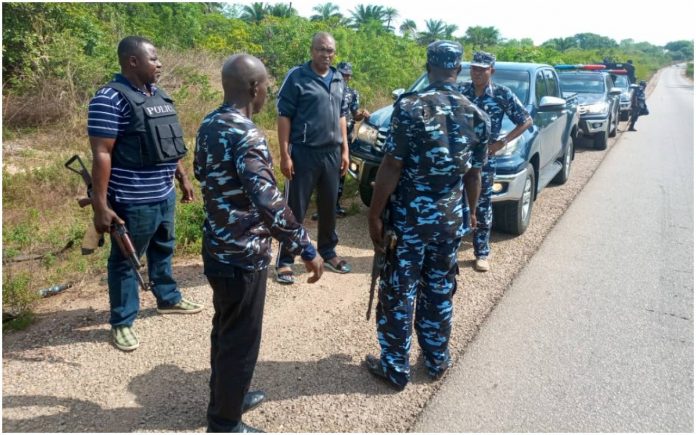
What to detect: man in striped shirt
<box><xmin>88</xmin><ymin>36</ymin><xmax>202</xmax><ymax>352</ymax></box>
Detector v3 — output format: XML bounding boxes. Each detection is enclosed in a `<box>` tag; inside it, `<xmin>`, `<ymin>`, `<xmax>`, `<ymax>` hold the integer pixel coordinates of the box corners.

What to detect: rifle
<box><xmin>366</xmin><ymin>223</ymin><xmax>397</xmax><ymax>321</ymax></box>
<box><xmin>65</xmin><ymin>154</ymin><xmax>152</xmax><ymax>292</ymax></box>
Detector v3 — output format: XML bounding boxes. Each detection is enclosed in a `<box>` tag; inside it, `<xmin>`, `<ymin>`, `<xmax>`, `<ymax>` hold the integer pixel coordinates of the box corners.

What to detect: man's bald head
<box><xmin>311</xmin><ymin>31</ymin><xmax>335</xmax><ymax>48</ymax></box>
<box><xmin>221</xmin><ymin>54</ymin><xmax>269</xmax><ymax>114</ymax></box>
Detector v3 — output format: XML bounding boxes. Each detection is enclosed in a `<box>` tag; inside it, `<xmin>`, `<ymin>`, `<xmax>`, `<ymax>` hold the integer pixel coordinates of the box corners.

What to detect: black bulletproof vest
<box><xmin>107</xmin><ymin>81</ymin><xmax>187</xmax><ymax>168</ymax></box>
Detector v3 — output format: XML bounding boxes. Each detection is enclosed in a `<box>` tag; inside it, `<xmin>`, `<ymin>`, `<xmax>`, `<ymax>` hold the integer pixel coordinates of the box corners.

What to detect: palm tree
<box><xmin>310</xmin><ymin>2</ymin><xmax>342</xmax><ymax>21</ymax></box>
<box><xmin>399</xmin><ymin>19</ymin><xmax>417</xmax><ymax>39</ymax></box>
<box><xmin>267</xmin><ymin>3</ymin><xmax>297</xmax><ymax>18</ymax></box>
<box><xmin>418</xmin><ymin>19</ymin><xmax>446</xmax><ymax>45</ymax></box>
<box><xmin>443</xmin><ymin>24</ymin><xmax>458</xmax><ymax>40</ymax></box>
<box><xmin>349</xmin><ymin>4</ymin><xmax>386</xmax><ymax>29</ymax></box>
<box><xmin>241</xmin><ymin>2</ymin><xmax>267</xmax><ymax>23</ymax></box>
<box><xmin>383</xmin><ymin>7</ymin><xmax>398</xmax><ymax>32</ymax></box>
<box><xmin>464</xmin><ymin>26</ymin><xmax>501</xmax><ymax>49</ymax></box>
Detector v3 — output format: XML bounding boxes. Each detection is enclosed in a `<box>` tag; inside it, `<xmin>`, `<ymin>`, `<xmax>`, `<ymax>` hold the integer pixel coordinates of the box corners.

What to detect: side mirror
<box><xmin>392</xmin><ymin>88</ymin><xmax>405</xmax><ymax>101</ymax></box>
<box><xmin>609</xmin><ymin>87</ymin><xmax>622</xmax><ymax>96</ymax></box>
<box><xmin>538</xmin><ymin>96</ymin><xmax>566</xmax><ymax>111</ymax></box>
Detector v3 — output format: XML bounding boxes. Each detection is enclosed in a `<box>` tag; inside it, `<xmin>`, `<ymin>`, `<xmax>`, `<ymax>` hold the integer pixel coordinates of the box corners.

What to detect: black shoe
<box><xmin>230</xmin><ymin>421</ymin><xmax>264</xmax><ymax>433</ymax></box>
<box><xmin>310</xmin><ymin>212</ymin><xmax>319</xmax><ymax>221</ymax></box>
<box><xmin>628</xmin><ymin>127</ymin><xmax>637</xmax><ymax>131</ymax></box>
<box><xmin>242</xmin><ymin>390</ymin><xmax>266</xmax><ymax>413</ymax></box>
<box><xmin>364</xmin><ymin>355</ymin><xmax>405</xmax><ymax>391</ymax></box>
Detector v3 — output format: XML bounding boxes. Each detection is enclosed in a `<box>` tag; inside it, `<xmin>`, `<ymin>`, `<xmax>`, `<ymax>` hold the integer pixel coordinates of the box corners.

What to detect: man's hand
<box><xmin>178</xmin><ymin>176</ymin><xmax>195</xmax><ymax>203</ymax></box>
<box><xmin>280</xmin><ymin>154</ymin><xmax>294</xmax><ymax>179</ymax></box>
<box><xmin>340</xmin><ymin>150</ymin><xmax>349</xmax><ymax>177</ymax></box>
<box><xmin>303</xmin><ymin>256</ymin><xmax>324</xmax><ymax>283</ymax></box>
<box><xmin>368</xmin><ymin>215</ymin><xmax>385</xmax><ymax>253</ymax></box>
<box><xmin>93</xmin><ymin>205</ymin><xmax>124</xmax><ymax>234</ymax></box>
<box><xmin>470</xmin><ymin>213</ymin><xmax>478</xmax><ymax>230</ymax></box>
<box><xmin>488</xmin><ymin>140</ymin><xmax>505</xmax><ymax>156</ymax></box>
<box><xmin>354</xmin><ymin>108</ymin><xmax>370</xmax><ymax>122</ymax></box>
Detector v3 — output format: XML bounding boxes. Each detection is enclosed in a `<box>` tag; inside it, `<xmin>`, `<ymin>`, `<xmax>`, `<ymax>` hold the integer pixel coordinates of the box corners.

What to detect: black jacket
<box><xmin>276</xmin><ymin>62</ymin><xmax>347</xmax><ymax>148</ymax></box>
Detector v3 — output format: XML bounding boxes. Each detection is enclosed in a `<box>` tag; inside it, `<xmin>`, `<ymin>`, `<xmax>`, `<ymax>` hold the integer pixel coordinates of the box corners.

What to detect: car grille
<box><xmin>372</xmin><ymin>128</ymin><xmax>389</xmax><ymax>152</ymax></box>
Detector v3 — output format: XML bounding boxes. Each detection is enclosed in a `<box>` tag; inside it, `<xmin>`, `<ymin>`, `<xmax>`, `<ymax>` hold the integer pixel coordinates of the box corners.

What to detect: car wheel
<box><xmin>609</xmin><ymin>110</ymin><xmax>618</xmax><ymax>138</ymax></box>
<box><xmin>359</xmin><ymin>184</ymin><xmax>373</xmax><ymax>207</ymax></box>
<box><xmin>594</xmin><ymin>127</ymin><xmax>608</xmax><ymax>150</ymax></box>
<box><xmin>494</xmin><ymin>163</ymin><xmax>535</xmax><ymax>235</ymax></box>
<box><xmin>552</xmin><ymin>141</ymin><xmax>573</xmax><ymax>185</ymax></box>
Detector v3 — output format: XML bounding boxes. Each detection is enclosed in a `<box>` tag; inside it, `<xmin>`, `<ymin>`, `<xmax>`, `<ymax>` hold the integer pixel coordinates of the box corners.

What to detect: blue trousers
<box><xmin>473</xmin><ymin>160</ymin><xmax>495</xmax><ymax>258</ymax></box>
<box><xmin>375</xmin><ymin>234</ymin><xmax>460</xmax><ymax>387</ymax></box>
<box><xmin>108</xmin><ymin>192</ymin><xmax>181</xmax><ymax>326</ymax></box>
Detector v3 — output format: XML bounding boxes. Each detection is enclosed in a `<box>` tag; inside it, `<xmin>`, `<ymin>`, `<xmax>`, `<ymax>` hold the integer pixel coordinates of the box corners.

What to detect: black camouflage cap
<box><xmin>427</xmin><ymin>40</ymin><xmax>463</xmax><ymax>69</ymax></box>
<box><xmin>471</xmin><ymin>51</ymin><xmax>496</xmax><ymax>68</ymax></box>
<box><xmin>337</xmin><ymin>61</ymin><xmax>353</xmax><ymax>75</ymax></box>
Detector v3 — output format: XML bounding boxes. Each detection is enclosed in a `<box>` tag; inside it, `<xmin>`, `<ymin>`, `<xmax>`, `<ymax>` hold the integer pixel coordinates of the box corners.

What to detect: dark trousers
<box><xmin>206</xmin><ymin>267</ymin><xmax>268</xmax><ymax>432</ymax></box>
<box><xmin>279</xmin><ymin>145</ymin><xmax>340</xmax><ymax>265</ymax></box>
<box><xmin>108</xmin><ymin>192</ymin><xmax>181</xmax><ymax>326</ymax></box>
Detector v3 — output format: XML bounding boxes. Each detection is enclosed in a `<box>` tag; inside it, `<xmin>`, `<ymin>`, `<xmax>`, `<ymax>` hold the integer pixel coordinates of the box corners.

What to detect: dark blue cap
<box><xmin>337</xmin><ymin>61</ymin><xmax>353</xmax><ymax>75</ymax></box>
<box><xmin>471</xmin><ymin>51</ymin><xmax>496</xmax><ymax>68</ymax></box>
<box><xmin>427</xmin><ymin>40</ymin><xmax>463</xmax><ymax>69</ymax></box>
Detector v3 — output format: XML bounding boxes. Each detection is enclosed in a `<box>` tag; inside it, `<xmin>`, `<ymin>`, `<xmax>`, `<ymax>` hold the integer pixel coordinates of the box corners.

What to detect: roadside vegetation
<box><xmin>2</xmin><ymin>2</ymin><xmax>692</xmax><ymax>328</ymax></box>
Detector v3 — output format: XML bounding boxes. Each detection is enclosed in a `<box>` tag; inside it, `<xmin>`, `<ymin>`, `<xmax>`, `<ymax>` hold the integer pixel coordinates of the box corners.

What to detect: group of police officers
<box><xmin>88</xmin><ymin>33</ymin><xmax>646</xmax><ymax>432</ymax></box>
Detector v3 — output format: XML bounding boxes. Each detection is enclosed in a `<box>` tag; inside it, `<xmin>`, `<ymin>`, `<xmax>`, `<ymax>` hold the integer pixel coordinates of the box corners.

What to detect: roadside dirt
<box><xmin>2</xmin><ymin>108</ymin><xmax>644</xmax><ymax>431</ymax></box>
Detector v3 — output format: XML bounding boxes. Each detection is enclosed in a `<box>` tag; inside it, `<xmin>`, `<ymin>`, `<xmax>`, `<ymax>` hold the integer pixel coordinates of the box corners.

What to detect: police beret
<box><xmin>337</xmin><ymin>61</ymin><xmax>353</xmax><ymax>75</ymax></box>
<box><xmin>471</xmin><ymin>51</ymin><xmax>496</xmax><ymax>68</ymax></box>
<box><xmin>427</xmin><ymin>40</ymin><xmax>463</xmax><ymax>69</ymax></box>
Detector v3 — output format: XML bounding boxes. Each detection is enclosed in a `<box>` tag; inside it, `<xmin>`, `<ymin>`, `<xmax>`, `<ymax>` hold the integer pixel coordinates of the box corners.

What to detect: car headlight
<box><xmin>356</xmin><ymin>122</ymin><xmax>379</xmax><ymax>146</ymax></box>
<box><xmin>495</xmin><ymin>136</ymin><xmax>522</xmax><ymax>156</ymax></box>
<box><xmin>584</xmin><ymin>102</ymin><xmax>609</xmax><ymax>114</ymax></box>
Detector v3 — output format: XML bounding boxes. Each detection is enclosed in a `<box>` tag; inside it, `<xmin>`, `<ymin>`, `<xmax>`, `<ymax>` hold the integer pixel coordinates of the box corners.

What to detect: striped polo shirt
<box><xmin>87</xmin><ymin>74</ymin><xmax>178</xmax><ymax>204</ymax></box>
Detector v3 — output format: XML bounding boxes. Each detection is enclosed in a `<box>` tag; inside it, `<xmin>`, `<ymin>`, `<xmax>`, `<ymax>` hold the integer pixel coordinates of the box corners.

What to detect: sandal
<box><xmin>275</xmin><ymin>267</ymin><xmax>294</xmax><ymax>285</ymax></box>
<box><xmin>325</xmin><ymin>259</ymin><xmax>352</xmax><ymax>274</ymax></box>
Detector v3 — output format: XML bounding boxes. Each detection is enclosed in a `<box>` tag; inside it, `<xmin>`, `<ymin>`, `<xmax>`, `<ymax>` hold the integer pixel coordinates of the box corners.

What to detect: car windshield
<box><xmin>559</xmin><ymin>74</ymin><xmax>606</xmax><ymax>94</ymax></box>
<box><xmin>407</xmin><ymin>66</ymin><xmax>530</xmax><ymax>104</ymax></box>
<box><xmin>611</xmin><ymin>74</ymin><xmax>629</xmax><ymax>89</ymax></box>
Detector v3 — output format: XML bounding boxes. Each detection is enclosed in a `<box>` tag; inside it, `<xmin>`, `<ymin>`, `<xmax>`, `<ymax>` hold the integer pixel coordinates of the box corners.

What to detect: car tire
<box><xmin>594</xmin><ymin>127</ymin><xmax>608</xmax><ymax>150</ymax></box>
<box><xmin>494</xmin><ymin>163</ymin><xmax>535</xmax><ymax>235</ymax></box>
<box><xmin>359</xmin><ymin>184</ymin><xmax>373</xmax><ymax>207</ymax></box>
<box><xmin>609</xmin><ymin>110</ymin><xmax>618</xmax><ymax>138</ymax></box>
<box><xmin>552</xmin><ymin>140</ymin><xmax>573</xmax><ymax>185</ymax></box>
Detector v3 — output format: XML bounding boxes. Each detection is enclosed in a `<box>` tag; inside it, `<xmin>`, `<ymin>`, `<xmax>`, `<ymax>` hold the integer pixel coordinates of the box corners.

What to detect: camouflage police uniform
<box><xmin>374</xmin><ymin>41</ymin><xmax>490</xmax><ymax>388</ymax></box>
<box><xmin>459</xmin><ymin>51</ymin><xmax>531</xmax><ymax>262</ymax></box>
<box><xmin>194</xmin><ymin>103</ymin><xmax>317</xmax><ymax>431</ymax></box>
<box><xmin>629</xmin><ymin>81</ymin><xmax>647</xmax><ymax>131</ymax></box>
<box><xmin>338</xmin><ymin>62</ymin><xmax>362</xmax><ymax>211</ymax></box>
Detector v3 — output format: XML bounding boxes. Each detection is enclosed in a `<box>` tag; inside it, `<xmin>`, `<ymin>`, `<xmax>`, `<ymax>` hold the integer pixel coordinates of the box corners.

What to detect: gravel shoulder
<box><xmin>2</xmin><ymin>89</ymin><xmax>649</xmax><ymax>431</ymax></box>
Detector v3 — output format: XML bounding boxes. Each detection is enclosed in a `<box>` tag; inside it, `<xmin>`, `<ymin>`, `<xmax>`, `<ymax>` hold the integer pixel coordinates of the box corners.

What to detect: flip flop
<box><xmin>325</xmin><ymin>259</ymin><xmax>351</xmax><ymax>274</ymax></box>
<box><xmin>275</xmin><ymin>268</ymin><xmax>294</xmax><ymax>285</ymax></box>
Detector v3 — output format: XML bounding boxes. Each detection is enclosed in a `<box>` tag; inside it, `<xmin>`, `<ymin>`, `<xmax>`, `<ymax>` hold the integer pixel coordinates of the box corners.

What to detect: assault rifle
<box><xmin>65</xmin><ymin>155</ymin><xmax>152</xmax><ymax>291</ymax></box>
<box><xmin>366</xmin><ymin>221</ymin><xmax>397</xmax><ymax>321</ymax></box>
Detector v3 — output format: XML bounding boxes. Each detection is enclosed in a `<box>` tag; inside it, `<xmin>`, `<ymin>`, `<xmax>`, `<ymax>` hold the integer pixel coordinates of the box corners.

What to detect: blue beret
<box><xmin>427</xmin><ymin>40</ymin><xmax>463</xmax><ymax>69</ymax></box>
<box><xmin>471</xmin><ymin>51</ymin><xmax>496</xmax><ymax>68</ymax></box>
<box><xmin>337</xmin><ymin>61</ymin><xmax>353</xmax><ymax>75</ymax></box>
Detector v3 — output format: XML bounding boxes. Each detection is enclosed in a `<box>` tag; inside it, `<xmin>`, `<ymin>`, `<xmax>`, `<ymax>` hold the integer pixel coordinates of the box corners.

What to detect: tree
<box><xmin>349</xmin><ymin>4</ymin><xmax>386</xmax><ymax>29</ymax></box>
<box><xmin>464</xmin><ymin>26</ymin><xmax>501</xmax><ymax>49</ymax></box>
<box><xmin>542</xmin><ymin>37</ymin><xmax>577</xmax><ymax>51</ymax></box>
<box><xmin>399</xmin><ymin>19</ymin><xmax>417</xmax><ymax>39</ymax></box>
<box><xmin>267</xmin><ymin>3</ymin><xmax>297</xmax><ymax>18</ymax></box>
<box><xmin>572</xmin><ymin>33</ymin><xmax>617</xmax><ymax>50</ymax></box>
<box><xmin>310</xmin><ymin>2</ymin><xmax>342</xmax><ymax>21</ymax></box>
<box><xmin>241</xmin><ymin>2</ymin><xmax>267</xmax><ymax>24</ymax></box>
<box><xmin>665</xmin><ymin>40</ymin><xmax>693</xmax><ymax>59</ymax></box>
<box><xmin>383</xmin><ymin>7</ymin><xmax>398</xmax><ymax>32</ymax></box>
<box><xmin>418</xmin><ymin>19</ymin><xmax>446</xmax><ymax>45</ymax></box>
<box><xmin>443</xmin><ymin>24</ymin><xmax>458</xmax><ymax>40</ymax></box>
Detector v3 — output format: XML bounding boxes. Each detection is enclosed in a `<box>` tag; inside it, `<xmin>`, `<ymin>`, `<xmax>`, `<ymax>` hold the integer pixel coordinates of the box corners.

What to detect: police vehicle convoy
<box><xmin>555</xmin><ymin>64</ymin><xmax>622</xmax><ymax>150</ymax></box>
<box><xmin>349</xmin><ymin>61</ymin><xmax>579</xmax><ymax>235</ymax></box>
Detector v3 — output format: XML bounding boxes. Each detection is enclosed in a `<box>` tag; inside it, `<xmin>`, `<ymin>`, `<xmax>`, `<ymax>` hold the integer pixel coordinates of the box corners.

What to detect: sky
<box><xmin>229</xmin><ymin>0</ymin><xmax>695</xmax><ymax>47</ymax></box>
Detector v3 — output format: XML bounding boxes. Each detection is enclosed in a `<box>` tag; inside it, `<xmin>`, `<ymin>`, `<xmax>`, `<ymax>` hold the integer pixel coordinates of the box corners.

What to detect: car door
<box><xmin>542</xmin><ymin>68</ymin><xmax>567</xmax><ymax>164</ymax></box>
<box><xmin>532</xmin><ymin>70</ymin><xmax>553</xmax><ymax>170</ymax></box>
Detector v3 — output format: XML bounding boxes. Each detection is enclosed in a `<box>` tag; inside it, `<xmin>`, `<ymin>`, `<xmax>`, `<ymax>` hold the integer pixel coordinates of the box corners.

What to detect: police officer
<box><xmin>459</xmin><ymin>51</ymin><xmax>532</xmax><ymax>272</ymax></box>
<box><xmin>194</xmin><ymin>54</ymin><xmax>323</xmax><ymax>432</ymax></box>
<box><xmin>625</xmin><ymin>59</ymin><xmax>636</xmax><ymax>84</ymax></box>
<box><xmin>87</xmin><ymin>36</ymin><xmax>203</xmax><ymax>352</ymax></box>
<box><xmin>628</xmin><ymin>80</ymin><xmax>647</xmax><ymax>131</ymax></box>
<box><xmin>365</xmin><ymin>41</ymin><xmax>490</xmax><ymax>390</ymax></box>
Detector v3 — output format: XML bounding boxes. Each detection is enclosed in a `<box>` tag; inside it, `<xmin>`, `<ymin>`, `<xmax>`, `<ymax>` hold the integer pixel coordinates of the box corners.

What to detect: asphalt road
<box><xmin>414</xmin><ymin>65</ymin><xmax>694</xmax><ymax>432</ymax></box>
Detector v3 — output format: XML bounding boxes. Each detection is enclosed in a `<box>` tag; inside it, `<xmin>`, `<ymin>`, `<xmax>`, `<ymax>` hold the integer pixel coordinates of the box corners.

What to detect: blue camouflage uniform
<box><xmin>629</xmin><ymin>81</ymin><xmax>647</xmax><ymax>130</ymax></box>
<box><xmin>375</xmin><ymin>41</ymin><xmax>490</xmax><ymax>388</ymax></box>
<box><xmin>459</xmin><ymin>51</ymin><xmax>530</xmax><ymax>260</ymax></box>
